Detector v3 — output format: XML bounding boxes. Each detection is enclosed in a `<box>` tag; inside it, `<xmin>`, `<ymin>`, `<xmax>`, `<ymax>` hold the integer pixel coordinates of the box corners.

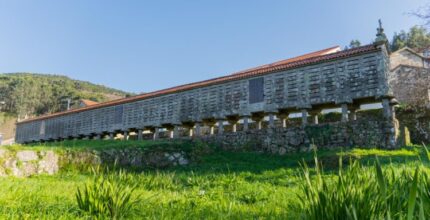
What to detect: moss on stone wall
<box><xmin>396</xmin><ymin>105</ymin><xmax>430</xmax><ymax>144</ymax></box>
<box><xmin>305</xmin><ymin>124</ymin><xmax>335</xmax><ymax>146</ymax></box>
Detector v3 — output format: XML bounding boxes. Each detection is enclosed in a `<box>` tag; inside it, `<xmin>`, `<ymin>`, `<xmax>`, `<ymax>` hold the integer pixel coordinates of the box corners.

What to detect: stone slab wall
<box><xmin>0</xmin><ymin>142</ymin><xmax>204</xmax><ymax>177</ymax></box>
<box><xmin>15</xmin><ymin>48</ymin><xmax>390</xmax><ymax>143</ymax></box>
<box><xmin>0</xmin><ymin>149</ymin><xmax>59</xmax><ymax>177</ymax></box>
<box><xmin>390</xmin><ymin>49</ymin><xmax>425</xmax><ymax>69</ymax></box>
<box><xmin>389</xmin><ymin>65</ymin><xmax>430</xmax><ymax>107</ymax></box>
<box><xmin>396</xmin><ymin>107</ymin><xmax>430</xmax><ymax>144</ymax></box>
<box><xmin>202</xmin><ymin>119</ymin><xmax>395</xmax><ymax>154</ymax></box>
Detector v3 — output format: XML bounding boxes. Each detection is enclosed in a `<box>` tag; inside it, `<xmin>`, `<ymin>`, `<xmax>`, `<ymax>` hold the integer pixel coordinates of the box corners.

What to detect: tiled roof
<box><xmin>18</xmin><ymin>44</ymin><xmax>380</xmax><ymax>124</ymax></box>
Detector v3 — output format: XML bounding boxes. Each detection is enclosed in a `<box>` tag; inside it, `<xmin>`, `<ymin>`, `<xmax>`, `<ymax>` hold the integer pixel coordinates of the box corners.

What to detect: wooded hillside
<box><xmin>0</xmin><ymin>73</ymin><xmax>132</xmax><ymax>141</ymax></box>
<box><xmin>0</xmin><ymin>73</ymin><xmax>131</xmax><ymax>119</ymax></box>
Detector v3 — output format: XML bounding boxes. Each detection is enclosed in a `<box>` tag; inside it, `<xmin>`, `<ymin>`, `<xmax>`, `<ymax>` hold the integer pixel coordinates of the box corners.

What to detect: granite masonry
<box><xmin>15</xmin><ymin>23</ymin><xmax>401</xmax><ymax>149</ymax></box>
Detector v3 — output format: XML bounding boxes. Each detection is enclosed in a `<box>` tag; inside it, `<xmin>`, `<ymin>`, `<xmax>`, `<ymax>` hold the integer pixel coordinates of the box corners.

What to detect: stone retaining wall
<box><xmin>202</xmin><ymin>119</ymin><xmax>398</xmax><ymax>154</ymax></box>
<box><xmin>0</xmin><ymin>144</ymin><xmax>196</xmax><ymax>177</ymax></box>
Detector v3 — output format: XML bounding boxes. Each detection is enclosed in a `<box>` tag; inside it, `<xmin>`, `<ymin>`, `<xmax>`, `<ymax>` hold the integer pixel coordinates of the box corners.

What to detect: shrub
<box><xmin>297</xmin><ymin>152</ymin><xmax>430</xmax><ymax>219</ymax></box>
<box><xmin>76</xmin><ymin>167</ymin><xmax>140</xmax><ymax>219</ymax></box>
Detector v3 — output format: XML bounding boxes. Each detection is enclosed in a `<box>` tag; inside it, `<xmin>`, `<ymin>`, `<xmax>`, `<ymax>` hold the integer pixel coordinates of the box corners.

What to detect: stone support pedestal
<box><xmin>227</xmin><ymin>116</ymin><xmax>239</xmax><ymax>133</ymax></box>
<box><xmin>341</xmin><ymin>104</ymin><xmax>349</xmax><ymax>122</ymax></box>
<box><xmin>194</xmin><ymin>122</ymin><xmax>202</xmax><ymax>137</ymax></box>
<box><xmin>252</xmin><ymin>113</ymin><xmax>264</xmax><ymax>130</ymax></box>
<box><xmin>93</xmin><ymin>134</ymin><xmax>101</xmax><ymax>140</ymax></box>
<box><xmin>309</xmin><ymin>110</ymin><xmax>321</xmax><ymax>125</ymax></box>
<box><xmin>242</xmin><ymin>116</ymin><xmax>250</xmax><ymax>131</ymax></box>
<box><xmin>382</xmin><ymin>98</ymin><xmax>400</xmax><ymax>149</ymax></box>
<box><xmin>268</xmin><ymin>113</ymin><xmax>276</xmax><ymax>128</ymax></box>
<box><xmin>137</xmin><ymin>129</ymin><xmax>143</xmax><ymax>141</ymax></box>
<box><xmin>301</xmin><ymin>109</ymin><xmax>308</xmax><ymax>127</ymax></box>
<box><xmin>203</xmin><ymin>121</ymin><xmax>216</xmax><ymax>136</ymax></box>
<box><xmin>153</xmin><ymin>128</ymin><xmax>160</xmax><ymax>140</ymax></box>
<box><xmin>382</xmin><ymin>99</ymin><xmax>394</xmax><ymax>121</ymax></box>
<box><xmin>168</xmin><ymin>125</ymin><xmax>180</xmax><ymax>139</ymax></box>
<box><xmin>349</xmin><ymin>109</ymin><xmax>357</xmax><ymax>121</ymax></box>
<box><xmin>277</xmin><ymin>112</ymin><xmax>289</xmax><ymax>128</ymax></box>
<box><xmin>123</xmin><ymin>131</ymin><xmax>128</xmax><ymax>141</ymax></box>
<box><xmin>347</xmin><ymin>104</ymin><xmax>359</xmax><ymax>121</ymax></box>
<box><xmin>217</xmin><ymin>120</ymin><xmax>224</xmax><ymax>135</ymax></box>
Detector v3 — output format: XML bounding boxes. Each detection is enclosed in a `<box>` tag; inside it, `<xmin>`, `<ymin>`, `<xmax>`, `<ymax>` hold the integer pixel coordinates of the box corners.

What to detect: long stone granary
<box><xmin>15</xmin><ymin>41</ymin><xmax>394</xmax><ymax>144</ymax></box>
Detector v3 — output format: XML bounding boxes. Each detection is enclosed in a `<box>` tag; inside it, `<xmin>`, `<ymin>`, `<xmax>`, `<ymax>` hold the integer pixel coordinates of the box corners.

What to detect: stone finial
<box><xmin>375</xmin><ymin>19</ymin><xmax>388</xmax><ymax>44</ymax></box>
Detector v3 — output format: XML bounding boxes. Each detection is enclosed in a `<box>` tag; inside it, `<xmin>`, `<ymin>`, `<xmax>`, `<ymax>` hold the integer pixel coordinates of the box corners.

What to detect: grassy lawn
<box><xmin>0</xmin><ymin>143</ymin><xmax>428</xmax><ymax>219</ymax></box>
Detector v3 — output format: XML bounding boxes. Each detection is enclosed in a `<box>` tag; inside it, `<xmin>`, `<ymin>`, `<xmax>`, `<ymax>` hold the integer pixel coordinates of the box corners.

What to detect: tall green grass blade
<box><xmin>407</xmin><ymin>166</ymin><xmax>419</xmax><ymax>220</ymax></box>
<box><xmin>418</xmin><ymin>199</ymin><xmax>425</xmax><ymax>220</ymax></box>
<box><xmin>375</xmin><ymin>157</ymin><xmax>386</xmax><ymax>197</ymax></box>
<box><xmin>422</xmin><ymin>143</ymin><xmax>430</xmax><ymax>161</ymax></box>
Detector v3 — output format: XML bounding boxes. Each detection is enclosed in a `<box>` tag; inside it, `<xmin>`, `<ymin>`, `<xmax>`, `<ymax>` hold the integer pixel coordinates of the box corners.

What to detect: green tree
<box><xmin>0</xmin><ymin>73</ymin><xmax>132</xmax><ymax>118</ymax></box>
<box><xmin>390</xmin><ymin>26</ymin><xmax>430</xmax><ymax>51</ymax></box>
<box><xmin>348</xmin><ymin>40</ymin><xmax>361</xmax><ymax>49</ymax></box>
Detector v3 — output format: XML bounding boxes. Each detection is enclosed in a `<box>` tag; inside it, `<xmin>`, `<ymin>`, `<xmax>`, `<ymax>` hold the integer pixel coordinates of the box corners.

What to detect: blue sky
<box><xmin>0</xmin><ymin>0</ymin><xmax>428</xmax><ymax>93</ymax></box>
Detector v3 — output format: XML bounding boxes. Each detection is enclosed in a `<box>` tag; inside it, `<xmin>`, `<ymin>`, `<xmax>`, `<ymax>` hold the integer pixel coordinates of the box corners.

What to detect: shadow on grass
<box><xmin>18</xmin><ymin>140</ymin><xmax>430</xmax><ymax>176</ymax></box>
<box><xmin>165</xmin><ymin>145</ymin><xmax>428</xmax><ymax>175</ymax></box>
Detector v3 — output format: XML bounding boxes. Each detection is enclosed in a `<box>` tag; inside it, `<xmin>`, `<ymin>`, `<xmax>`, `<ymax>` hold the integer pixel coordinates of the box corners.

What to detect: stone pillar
<box><xmin>242</xmin><ymin>116</ymin><xmax>249</xmax><ymax>131</ymax></box>
<box><xmin>341</xmin><ymin>104</ymin><xmax>349</xmax><ymax>122</ymax></box>
<box><xmin>93</xmin><ymin>134</ymin><xmax>101</xmax><ymax>140</ymax></box>
<box><xmin>189</xmin><ymin>127</ymin><xmax>194</xmax><ymax>137</ymax></box>
<box><xmin>382</xmin><ymin>98</ymin><xmax>394</xmax><ymax>120</ymax></box>
<box><xmin>227</xmin><ymin>117</ymin><xmax>239</xmax><ymax>133</ymax></box>
<box><xmin>217</xmin><ymin>119</ymin><xmax>224</xmax><ymax>135</ymax></box>
<box><xmin>282</xmin><ymin>118</ymin><xmax>287</xmax><ymax>128</ymax></box>
<box><xmin>347</xmin><ymin>104</ymin><xmax>359</xmax><ymax>121</ymax></box>
<box><xmin>257</xmin><ymin>120</ymin><xmax>263</xmax><ymax>130</ymax></box>
<box><xmin>153</xmin><ymin>128</ymin><xmax>159</xmax><ymax>140</ymax></box>
<box><xmin>109</xmin><ymin>133</ymin><xmax>114</xmax><ymax>140</ymax></box>
<box><xmin>194</xmin><ymin>122</ymin><xmax>202</xmax><ymax>137</ymax></box>
<box><xmin>232</xmin><ymin>123</ymin><xmax>237</xmax><ymax>132</ymax></box>
<box><xmin>268</xmin><ymin>113</ymin><xmax>276</xmax><ymax>128</ymax></box>
<box><xmin>301</xmin><ymin>109</ymin><xmax>308</xmax><ymax>127</ymax></box>
<box><xmin>173</xmin><ymin>125</ymin><xmax>180</xmax><ymax>138</ymax></box>
<box><xmin>123</xmin><ymin>131</ymin><xmax>128</xmax><ymax>141</ymax></box>
<box><xmin>252</xmin><ymin>113</ymin><xmax>264</xmax><ymax>130</ymax></box>
<box><xmin>210</xmin><ymin>125</ymin><xmax>215</xmax><ymax>135</ymax></box>
<box><xmin>309</xmin><ymin>110</ymin><xmax>320</xmax><ymax>125</ymax></box>
<box><xmin>137</xmin><ymin>129</ymin><xmax>143</xmax><ymax>141</ymax></box>
<box><xmin>382</xmin><ymin>98</ymin><xmax>399</xmax><ymax>149</ymax></box>
<box><xmin>350</xmin><ymin>109</ymin><xmax>357</xmax><ymax>121</ymax></box>
<box><xmin>278</xmin><ymin>112</ymin><xmax>289</xmax><ymax>128</ymax></box>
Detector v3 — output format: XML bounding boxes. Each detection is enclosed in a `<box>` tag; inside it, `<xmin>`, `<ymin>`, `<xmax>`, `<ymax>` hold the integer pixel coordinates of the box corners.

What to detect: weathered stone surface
<box><xmin>38</xmin><ymin>151</ymin><xmax>59</xmax><ymax>174</ymax></box>
<box><xmin>15</xmin><ymin>46</ymin><xmax>390</xmax><ymax>144</ymax></box>
<box><xmin>0</xmin><ymin>150</ymin><xmax>60</xmax><ymax>177</ymax></box>
<box><xmin>202</xmin><ymin>118</ymin><xmax>401</xmax><ymax>155</ymax></box>
<box><xmin>389</xmin><ymin>66</ymin><xmax>430</xmax><ymax>108</ymax></box>
<box><xmin>0</xmin><ymin>146</ymin><xmax>196</xmax><ymax>177</ymax></box>
<box><xmin>16</xmin><ymin>150</ymin><xmax>38</xmax><ymax>162</ymax></box>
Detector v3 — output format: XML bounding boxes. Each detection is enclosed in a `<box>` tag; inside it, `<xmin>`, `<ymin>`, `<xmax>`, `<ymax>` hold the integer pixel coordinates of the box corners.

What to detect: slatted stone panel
<box><xmin>15</xmin><ymin>49</ymin><xmax>390</xmax><ymax>143</ymax></box>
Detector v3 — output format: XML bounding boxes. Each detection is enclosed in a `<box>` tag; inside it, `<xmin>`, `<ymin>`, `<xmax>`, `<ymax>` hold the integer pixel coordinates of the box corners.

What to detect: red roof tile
<box><xmin>18</xmin><ymin>44</ymin><xmax>379</xmax><ymax>124</ymax></box>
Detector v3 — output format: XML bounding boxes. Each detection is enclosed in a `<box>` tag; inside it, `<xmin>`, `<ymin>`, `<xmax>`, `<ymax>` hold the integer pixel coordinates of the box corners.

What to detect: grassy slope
<box><xmin>0</xmin><ymin>141</ymin><xmax>428</xmax><ymax>219</ymax></box>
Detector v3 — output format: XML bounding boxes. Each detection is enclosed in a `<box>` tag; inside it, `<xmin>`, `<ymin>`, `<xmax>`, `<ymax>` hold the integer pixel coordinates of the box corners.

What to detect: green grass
<box><xmin>0</xmin><ymin>142</ymin><xmax>428</xmax><ymax>219</ymax></box>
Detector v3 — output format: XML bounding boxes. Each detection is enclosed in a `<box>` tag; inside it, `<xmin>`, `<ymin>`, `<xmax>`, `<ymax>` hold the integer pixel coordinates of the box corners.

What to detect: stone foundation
<box><xmin>201</xmin><ymin>119</ymin><xmax>401</xmax><ymax>154</ymax></box>
<box><xmin>0</xmin><ymin>142</ymin><xmax>205</xmax><ymax>177</ymax></box>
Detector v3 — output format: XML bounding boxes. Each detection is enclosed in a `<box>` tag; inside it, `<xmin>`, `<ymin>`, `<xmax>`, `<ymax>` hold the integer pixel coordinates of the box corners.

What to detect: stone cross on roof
<box><xmin>375</xmin><ymin>19</ymin><xmax>388</xmax><ymax>44</ymax></box>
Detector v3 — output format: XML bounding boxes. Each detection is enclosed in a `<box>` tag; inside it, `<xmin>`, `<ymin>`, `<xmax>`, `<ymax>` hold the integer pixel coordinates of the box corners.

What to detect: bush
<box><xmin>76</xmin><ymin>167</ymin><xmax>141</xmax><ymax>219</ymax></box>
<box><xmin>297</xmin><ymin>152</ymin><xmax>430</xmax><ymax>219</ymax></box>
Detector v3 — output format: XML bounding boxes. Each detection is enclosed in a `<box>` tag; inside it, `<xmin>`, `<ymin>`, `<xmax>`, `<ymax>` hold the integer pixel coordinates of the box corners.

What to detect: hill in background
<box><xmin>0</xmin><ymin>73</ymin><xmax>133</xmax><ymax>141</ymax></box>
